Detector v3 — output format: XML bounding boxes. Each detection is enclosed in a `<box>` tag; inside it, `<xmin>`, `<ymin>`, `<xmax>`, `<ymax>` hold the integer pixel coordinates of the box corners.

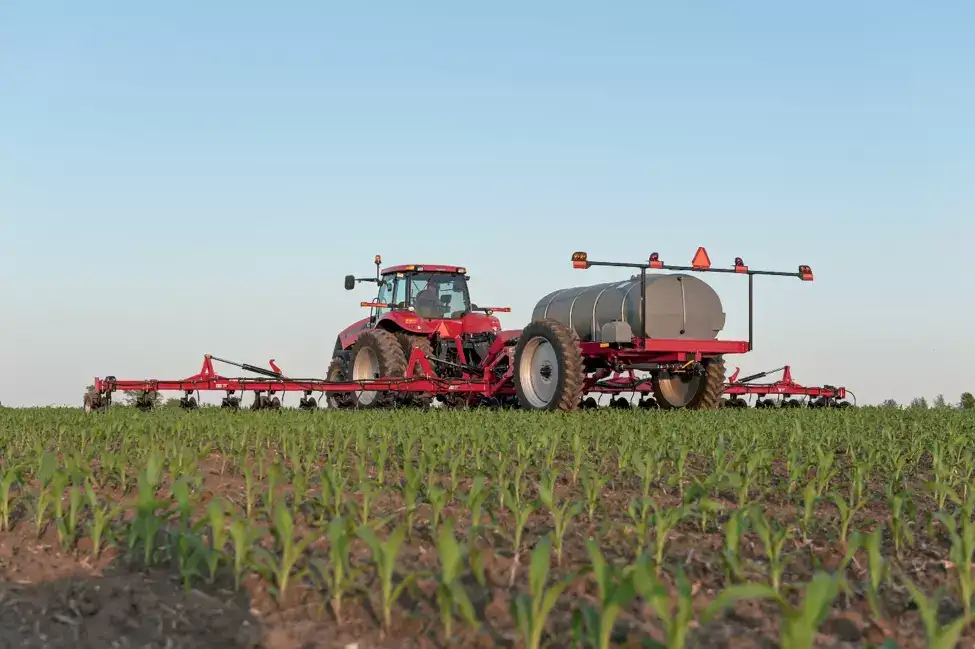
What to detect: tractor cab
<box><xmin>374</xmin><ymin>265</ymin><xmax>472</xmax><ymax>320</ymax></box>
<box><xmin>343</xmin><ymin>256</ymin><xmax>509</xmax><ymax>339</ymax></box>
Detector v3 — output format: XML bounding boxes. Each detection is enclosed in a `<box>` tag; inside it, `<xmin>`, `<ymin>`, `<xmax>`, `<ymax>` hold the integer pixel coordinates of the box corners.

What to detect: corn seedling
<box><xmin>510</xmin><ymin>535</ymin><xmax>572</xmax><ymax>649</ymax></box>
<box><xmin>357</xmin><ymin>524</ymin><xmax>414</xmax><ymax>632</ymax></box>
<box><xmin>228</xmin><ymin>515</ymin><xmax>261</xmax><ymax>590</ymax></box>
<box><xmin>308</xmin><ymin>516</ymin><xmax>362</xmax><ymax>624</ymax></box>
<box><xmin>537</xmin><ymin>472</ymin><xmax>581</xmax><ymax>566</ymax></box>
<box><xmin>85</xmin><ymin>481</ymin><xmax>122</xmax><ymax>558</ymax></box>
<box><xmin>255</xmin><ymin>502</ymin><xmax>315</xmax><ymax>600</ymax></box>
<box><xmin>750</xmin><ymin>505</ymin><xmax>793</xmax><ymax>593</ymax></box>
<box><xmin>900</xmin><ymin>573</ymin><xmax>969</xmax><ymax>649</ymax></box>
<box><xmin>433</xmin><ymin>518</ymin><xmax>479</xmax><ymax>639</ymax></box>
<box><xmin>572</xmin><ymin>539</ymin><xmax>636</xmax><ymax>649</ymax></box>
<box><xmin>704</xmin><ymin>572</ymin><xmax>841</xmax><ymax>649</ymax></box>
<box><xmin>632</xmin><ymin>555</ymin><xmax>696</xmax><ymax>649</ymax></box>
<box><xmin>0</xmin><ymin>464</ymin><xmax>20</xmax><ymax>531</ymax></box>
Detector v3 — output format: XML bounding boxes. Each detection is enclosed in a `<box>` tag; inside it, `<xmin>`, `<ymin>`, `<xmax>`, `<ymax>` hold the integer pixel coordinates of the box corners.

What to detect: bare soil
<box><xmin>0</xmin><ymin>450</ymin><xmax>963</xmax><ymax>649</ymax></box>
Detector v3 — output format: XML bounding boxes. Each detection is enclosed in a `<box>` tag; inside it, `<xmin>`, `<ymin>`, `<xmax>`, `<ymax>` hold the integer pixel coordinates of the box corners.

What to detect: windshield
<box><xmin>408</xmin><ymin>272</ymin><xmax>470</xmax><ymax>318</ymax></box>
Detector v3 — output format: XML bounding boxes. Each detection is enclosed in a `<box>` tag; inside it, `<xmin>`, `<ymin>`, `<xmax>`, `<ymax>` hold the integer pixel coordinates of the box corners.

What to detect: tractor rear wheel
<box><xmin>513</xmin><ymin>319</ymin><xmax>584</xmax><ymax>411</ymax></box>
<box><xmin>395</xmin><ymin>332</ymin><xmax>435</xmax><ymax>408</ymax></box>
<box><xmin>651</xmin><ymin>356</ymin><xmax>725</xmax><ymax>410</ymax></box>
<box><xmin>349</xmin><ymin>329</ymin><xmax>408</xmax><ymax>408</ymax></box>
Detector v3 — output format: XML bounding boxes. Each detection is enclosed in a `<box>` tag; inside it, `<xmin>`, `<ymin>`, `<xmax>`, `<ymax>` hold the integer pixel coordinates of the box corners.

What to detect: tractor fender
<box><xmin>336</xmin><ymin>317</ymin><xmax>371</xmax><ymax>350</ymax></box>
<box><xmin>375</xmin><ymin>311</ymin><xmax>446</xmax><ymax>335</ymax></box>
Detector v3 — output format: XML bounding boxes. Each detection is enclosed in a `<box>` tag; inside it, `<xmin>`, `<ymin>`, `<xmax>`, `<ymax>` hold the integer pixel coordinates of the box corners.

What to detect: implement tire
<box><xmin>652</xmin><ymin>355</ymin><xmax>726</xmax><ymax>410</ymax></box>
<box><xmin>395</xmin><ymin>332</ymin><xmax>435</xmax><ymax>408</ymax></box>
<box><xmin>349</xmin><ymin>329</ymin><xmax>407</xmax><ymax>408</ymax></box>
<box><xmin>325</xmin><ymin>356</ymin><xmax>355</xmax><ymax>409</ymax></box>
<box><xmin>513</xmin><ymin>319</ymin><xmax>584</xmax><ymax>411</ymax></box>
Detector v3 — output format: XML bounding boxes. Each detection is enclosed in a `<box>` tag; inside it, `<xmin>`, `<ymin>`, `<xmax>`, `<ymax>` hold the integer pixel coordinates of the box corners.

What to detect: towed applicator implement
<box><xmin>723</xmin><ymin>365</ymin><xmax>853</xmax><ymax>408</ymax></box>
<box><xmin>84</xmin><ymin>247</ymin><xmax>821</xmax><ymax>412</ymax></box>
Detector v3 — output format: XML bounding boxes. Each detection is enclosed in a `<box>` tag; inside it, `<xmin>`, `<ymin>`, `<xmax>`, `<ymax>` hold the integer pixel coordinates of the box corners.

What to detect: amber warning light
<box><xmin>648</xmin><ymin>252</ymin><xmax>663</xmax><ymax>269</ymax></box>
<box><xmin>571</xmin><ymin>252</ymin><xmax>589</xmax><ymax>269</ymax></box>
<box><xmin>799</xmin><ymin>265</ymin><xmax>814</xmax><ymax>281</ymax></box>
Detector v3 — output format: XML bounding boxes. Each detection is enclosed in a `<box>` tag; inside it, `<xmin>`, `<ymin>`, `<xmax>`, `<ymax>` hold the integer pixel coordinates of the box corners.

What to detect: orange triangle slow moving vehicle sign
<box><xmin>691</xmin><ymin>247</ymin><xmax>711</xmax><ymax>269</ymax></box>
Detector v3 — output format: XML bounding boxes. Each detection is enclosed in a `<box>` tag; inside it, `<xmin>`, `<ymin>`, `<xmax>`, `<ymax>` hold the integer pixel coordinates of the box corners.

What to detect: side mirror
<box><xmin>344</xmin><ymin>275</ymin><xmax>355</xmax><ymax>290</ymax></box>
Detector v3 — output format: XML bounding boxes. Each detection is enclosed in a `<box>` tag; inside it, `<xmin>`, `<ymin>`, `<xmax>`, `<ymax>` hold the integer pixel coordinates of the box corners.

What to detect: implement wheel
<box><xmin>325</xmin><ymin>356</ymin><xmax>355</xmax><ymax>408</ymax></box>
<box><xmin>349</xmin><ymin>329</ymin><xmax>407</xmax><ymax>408</ymax></box>
<box><xmin>83</xmin><ymin>391</ymin><xmax>110</xmax><ymax>413</ymax></box>
<box><xmin>513</xmin><ymin>319</ymin><xmax>584</xmax><ymax>411</ymax></box>
<box><xmin>651</xmin><ymin>356</ymin><xmax>725</xmax><ymax>410</ymax></box>
<box><xmin>395</xmin><ymin>332</ymin><xmax>435</xmax><ymax>408</ymax></box>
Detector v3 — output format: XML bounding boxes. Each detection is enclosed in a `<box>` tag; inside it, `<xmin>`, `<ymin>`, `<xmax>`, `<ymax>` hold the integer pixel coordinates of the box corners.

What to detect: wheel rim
<box><xmin>352</xmin><ymin>347</ymin><xmax>380</xmax><ymax>406</ymax></box>
<box><xmin>655</xmin><ymin>372</ymin><xmax>704</xmax><ymax>407</ymax></box>
<box><xmin>519</xmin><ymin>336</ymin><xmax>559</xmax><ymax>408</ymax></box>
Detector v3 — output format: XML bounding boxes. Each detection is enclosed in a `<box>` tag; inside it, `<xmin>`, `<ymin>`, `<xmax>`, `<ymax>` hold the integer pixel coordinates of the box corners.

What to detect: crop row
<box><xmin>1</xmin><ymin>407</ymin><xmax>974</xmax><ymax>647</ymax></box>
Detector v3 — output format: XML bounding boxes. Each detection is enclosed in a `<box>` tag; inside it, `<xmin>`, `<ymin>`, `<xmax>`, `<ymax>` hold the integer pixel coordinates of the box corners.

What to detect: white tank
<box><xmin>531</xmin><ymin>274</ymin><xmax>726</xmax><ymax>342</ymax></box>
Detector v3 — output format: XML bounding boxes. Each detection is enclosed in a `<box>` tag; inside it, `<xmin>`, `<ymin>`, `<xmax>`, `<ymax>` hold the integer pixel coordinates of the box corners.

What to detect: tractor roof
<box><xmin>380</xmin><ymin>264</ymin><xmax>467</xmax><ymax>276</ymax></box>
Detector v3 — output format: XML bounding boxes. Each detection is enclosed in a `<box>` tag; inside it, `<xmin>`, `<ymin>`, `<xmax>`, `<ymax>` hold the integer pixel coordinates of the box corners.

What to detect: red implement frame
<box><xmin>92</xmin><ymin>349</ymin><xmax>514</xmax><ymax>398</ymax></box>
<box><xmin>724</xmin><ymin>365</ymin><xmax>848</xmax><ymax>400</ymax></box>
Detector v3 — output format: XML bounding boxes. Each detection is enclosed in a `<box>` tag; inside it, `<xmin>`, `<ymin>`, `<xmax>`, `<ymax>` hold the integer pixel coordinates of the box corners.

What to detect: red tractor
<box><xmin>326</xmin><ymin>255</ymin><xmax>515</xmax><ymax>409</ymax></box>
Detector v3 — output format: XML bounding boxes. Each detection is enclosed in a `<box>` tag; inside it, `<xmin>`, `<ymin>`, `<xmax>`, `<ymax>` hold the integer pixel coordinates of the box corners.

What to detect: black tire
<box><xmin>83</xmin><ymin>392</ymin><xmax>101</xmax><ymax>413</ymax></box>
<box><xmin>349</xmin><ymin>328</ymin><xmax>408</xmax><ymax>408</ymax></box>
<box><xmin>394</xmin><ymin>332</ymin><xmax>435</xmax><ymax>408</ymax></box>
<box><xmin>652</xmin><ymin>356</ymin><xmax>726</xmax><ymax>410</ymax></box>
<box><xmin>513</xmin><ymin>319</ymin><xmax>584</xmax><ymax>411</ymax></box>
<box><xmin>325</xmin><ymin>356</ymin><xmax>355</xmax><ymax>408</ymax></box>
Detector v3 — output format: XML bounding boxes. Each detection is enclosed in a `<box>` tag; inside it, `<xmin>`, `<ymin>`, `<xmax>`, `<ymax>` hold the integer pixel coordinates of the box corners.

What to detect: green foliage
<box><xmin>0</xmin><ymin>403</ymin><xmax>972</xmax><ymax>645</ymax></box>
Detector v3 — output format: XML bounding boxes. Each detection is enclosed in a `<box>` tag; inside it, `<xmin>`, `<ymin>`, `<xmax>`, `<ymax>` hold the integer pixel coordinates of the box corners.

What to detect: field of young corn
<box><xmin>1</xmin><ymin>407</ymin><xmax>974</xmax><ymax>649</ymax></box>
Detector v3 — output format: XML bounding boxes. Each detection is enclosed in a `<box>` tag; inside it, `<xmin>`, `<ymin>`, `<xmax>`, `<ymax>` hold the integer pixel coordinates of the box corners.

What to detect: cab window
<box><xmin>409</xmin><ymin>273</ymin><xmax>470</xmax><ymax>318</ymax></box>
<box><xmin>374</xmin><ymin>278</ymin><xmax>393</xmax><ymax>317</ymax></box>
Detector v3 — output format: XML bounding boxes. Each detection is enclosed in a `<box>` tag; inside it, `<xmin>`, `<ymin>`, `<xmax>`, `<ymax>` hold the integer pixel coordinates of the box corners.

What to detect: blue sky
<box><xmin>2</xmin><ymin>1</ymin><xmax>972</xmax><ymax>407</ymax></box>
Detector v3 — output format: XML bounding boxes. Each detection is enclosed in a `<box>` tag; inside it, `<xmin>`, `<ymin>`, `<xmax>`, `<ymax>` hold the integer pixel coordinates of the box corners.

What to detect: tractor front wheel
<box><xmin>651</xmin><ymin>356</ymin><xmax>725</xmax><ymax>410</ymax></box>
<box><xmin>513</xmin><ymin>319</ymin><xmax>584</xmax><ymax>411</ymax></box>
<box><xmin>349</xmin><ymin>329</ymin><xmax>408</xmax><ymax>408</ymax></box>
